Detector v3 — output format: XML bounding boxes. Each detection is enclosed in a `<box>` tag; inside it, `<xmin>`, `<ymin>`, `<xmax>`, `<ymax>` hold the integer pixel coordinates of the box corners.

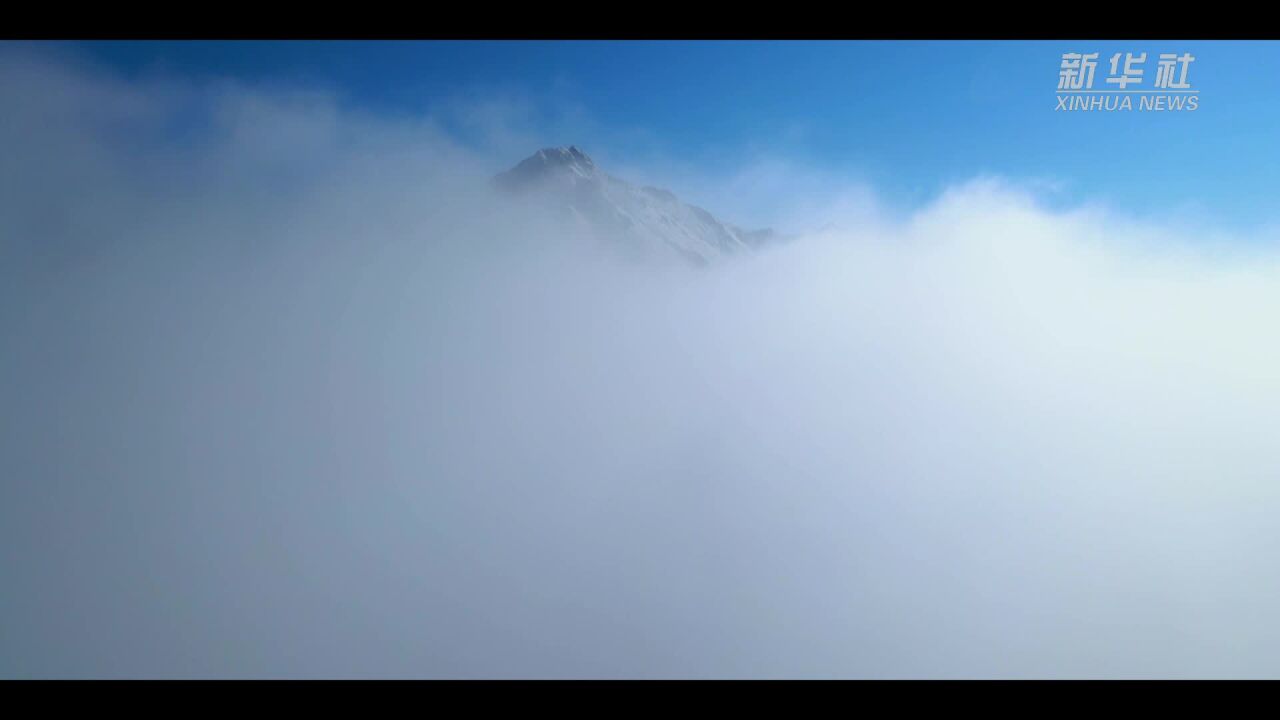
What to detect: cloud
<box><xmin>3</xmin><ymin>49</ymin><xmax>1280</xmax><ymax>678</ymax></box>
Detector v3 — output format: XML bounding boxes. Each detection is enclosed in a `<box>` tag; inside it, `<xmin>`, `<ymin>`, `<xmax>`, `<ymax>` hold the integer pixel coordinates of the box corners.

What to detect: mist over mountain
<box><xmin>5</xmin><ymin>49</ymin><xmax>1280</xmax><ymax>679</ymax></box>
<box><xmin>496</xmin><ymin>146</ymin><xmax>780</xmax><ymax>265</ymax></box>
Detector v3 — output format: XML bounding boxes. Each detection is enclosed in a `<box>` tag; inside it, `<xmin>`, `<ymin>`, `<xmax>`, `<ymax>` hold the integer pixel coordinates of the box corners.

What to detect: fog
<box><xmin>3</xmin><ymin>49</ymin><xmax>1280</xmax><ymax>678</ymax></box>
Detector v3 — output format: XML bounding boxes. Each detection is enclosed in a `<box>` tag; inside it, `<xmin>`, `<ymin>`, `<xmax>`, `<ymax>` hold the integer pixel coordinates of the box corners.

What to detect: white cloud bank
<box><xmin>2</xmin><ymin>48</ymin><xmax>1280</xmax><ymax>678</ymax></box>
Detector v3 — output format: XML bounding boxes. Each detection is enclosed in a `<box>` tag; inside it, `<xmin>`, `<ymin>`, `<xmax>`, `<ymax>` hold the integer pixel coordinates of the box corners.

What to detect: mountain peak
<box><xmin>531</xmin><ymin>145</ymin><xmax>595</xmax><ymax>172</ymax></box>
<box><xmin>497</xmin><ymin>146</ymin><xmax>597</xmax><ymax>189</ymax></box>
<box><xmin>494</xmin><ymin>147</ymin><xmax>781</xmax><ymax>265</ymax></box>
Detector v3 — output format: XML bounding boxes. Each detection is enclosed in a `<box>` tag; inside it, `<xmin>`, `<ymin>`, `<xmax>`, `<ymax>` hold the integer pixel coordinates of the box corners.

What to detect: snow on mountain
<box><xmin>495</xmin><ymin>146</ymin><xmax>779</xmax><ymax>265</ymax></box>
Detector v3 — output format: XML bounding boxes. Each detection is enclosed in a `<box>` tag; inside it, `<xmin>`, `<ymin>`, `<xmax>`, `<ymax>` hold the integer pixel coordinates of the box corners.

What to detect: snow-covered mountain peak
<box><xmin>498</xmin><ymin>145</ymin><xmax>598</xmax><ymax>188</ymax></box>
<box><xmin>495</xmin><ymin>147</ymin><xmax>781</xmax><ymax>265</ymax></box>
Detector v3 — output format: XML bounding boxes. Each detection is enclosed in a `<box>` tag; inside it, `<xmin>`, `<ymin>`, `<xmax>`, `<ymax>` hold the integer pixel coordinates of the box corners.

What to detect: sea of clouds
<box><xmin>3</xmin><ymin>47</ymin><xmax>1279</xmax><ymax>678</ymax></box>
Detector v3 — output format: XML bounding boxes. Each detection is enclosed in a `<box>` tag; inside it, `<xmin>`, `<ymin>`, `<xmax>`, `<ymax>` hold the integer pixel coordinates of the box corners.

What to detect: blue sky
<box><xmin>49</xmin><ymin>40</ymin><xmax>1280</xmax><ymax>231</ymax></box>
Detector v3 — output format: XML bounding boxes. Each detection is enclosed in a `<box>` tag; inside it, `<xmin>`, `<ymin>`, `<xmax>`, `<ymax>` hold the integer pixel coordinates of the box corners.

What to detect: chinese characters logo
<box><xmin>1056</xmin><ymin>52</ymin><xmax>1198</xmax><ymax>111</ymax></box>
